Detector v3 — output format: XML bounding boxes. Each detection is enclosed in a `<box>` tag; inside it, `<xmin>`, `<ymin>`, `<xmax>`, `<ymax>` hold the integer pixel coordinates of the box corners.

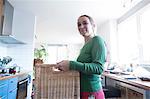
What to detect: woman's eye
<box><xmin>83</xmin><ymin>22</ymin><xmax>88</xmax><ymax>25</ymax></box>
<box><xmin>78</xmin><ymin>23</ymin><xmax>81</xmax><ymax>27</ymax></box>
<box><xmin>78</xmin><ymin>21</ymin><xmax>88</xmax><ymax>27</ymax></box>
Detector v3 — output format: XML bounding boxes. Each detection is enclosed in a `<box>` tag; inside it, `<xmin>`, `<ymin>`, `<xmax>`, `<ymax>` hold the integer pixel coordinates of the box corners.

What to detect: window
<box><xmin>117</xmin><ymin>4</ymin><xmax>150</xmax><ymax>64</ymax></box>
<box><xmin>140</xmin><ymin>8</ymin><xmax>150</xmax><ymax>63</ymax></box>
<box><xmin>118</xmin><ymin>15</ymin><xmax>139</xmax><ymax>64</ymax></box>
<box><xmin>46</xmin><ymin>45</ymin><xmax>68</xmax><ymax>64</ymax></box>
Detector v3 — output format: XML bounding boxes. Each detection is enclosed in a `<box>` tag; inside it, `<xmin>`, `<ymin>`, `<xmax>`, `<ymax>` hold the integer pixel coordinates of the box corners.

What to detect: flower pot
<box><xmin>34</xmin><ymin>59</ymin><xmax>43</xmax><ymax>66</ymax></box>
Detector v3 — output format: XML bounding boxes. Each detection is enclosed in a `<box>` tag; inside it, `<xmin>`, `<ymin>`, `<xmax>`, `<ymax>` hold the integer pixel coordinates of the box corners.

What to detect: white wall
<box><xmin>98</xmin><ymin>20</ymin><xmax>118</xmax><ymax>63</ymax></box>
<box><xmin>0</xmin><ymin>45</ymin><xmax>7</xmax><ymax>57</ymax></box>
<box><xmin>7</xmin><ymin>9</ymin><xmax>36</xmax><ymax>71</ymax></box>
<box><xmin>68</xmin><ymin>43</ymin><xmax>83</xmax><ymax>60</ymax></box>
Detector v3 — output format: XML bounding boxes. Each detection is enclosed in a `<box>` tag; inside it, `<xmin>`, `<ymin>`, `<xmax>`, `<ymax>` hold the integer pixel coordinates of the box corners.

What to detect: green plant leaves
<box><xmin>34</xmin><ymin>45</ymin><xmax>48</xmax><ymax>60</ymax></box>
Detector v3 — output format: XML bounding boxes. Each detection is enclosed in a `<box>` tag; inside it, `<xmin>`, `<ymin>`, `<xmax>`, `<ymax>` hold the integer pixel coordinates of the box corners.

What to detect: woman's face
<box><xmin>77</xmin><ymin>16</ymin><xmax>94</xmax><ymax>37</ymax></box>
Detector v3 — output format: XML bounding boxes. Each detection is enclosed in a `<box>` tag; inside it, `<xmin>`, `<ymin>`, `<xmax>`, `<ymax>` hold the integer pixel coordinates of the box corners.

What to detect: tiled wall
<box><xmin>7</xmin><ymin>44</ymin><xmax>34</xmax><ymax>70</ymax></box>
<box><xmin>0</xmin><ymin>44</ymin><xmax>7</xmax><ymax>57</ymax></box>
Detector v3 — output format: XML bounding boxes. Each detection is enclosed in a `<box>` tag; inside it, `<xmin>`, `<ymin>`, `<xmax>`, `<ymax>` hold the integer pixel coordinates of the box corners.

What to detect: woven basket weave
<box><xmin>34</xmin><ymin>64</ymin><xmax>80</xmax><ymax>99</ymax></box>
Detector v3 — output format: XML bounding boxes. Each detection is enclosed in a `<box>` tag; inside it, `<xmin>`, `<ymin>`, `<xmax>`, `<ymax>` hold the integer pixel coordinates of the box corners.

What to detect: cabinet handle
<box><xmin>9</xmin><ymin>90</ymin><xmax>13</xmax><ymax>93</ymax></box>
<box><xmin>10</xmin><ymin>81</ymin><xmax>13</xmax><ymax>83</ymax></box>
<box><xmin>19</xmin><ymin>78</ymin><xmax>28</xmax><ymax>84</ymax></box>
<box><xmin>0</xmin><ymin>84</ymin><xmax>7</xmax><ymax>88</ymax></box>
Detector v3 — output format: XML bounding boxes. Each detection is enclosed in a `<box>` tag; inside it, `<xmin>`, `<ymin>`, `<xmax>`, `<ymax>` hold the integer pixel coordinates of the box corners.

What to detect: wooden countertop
<box><xmin>103</xmin><ymin>72</ymin><xmax>150</xmax><ymax>90</ymax></box>
<box><xmin>0</xmin><ymin>72</ymin><xmax>30</xmax><ymax>80</ymax></box>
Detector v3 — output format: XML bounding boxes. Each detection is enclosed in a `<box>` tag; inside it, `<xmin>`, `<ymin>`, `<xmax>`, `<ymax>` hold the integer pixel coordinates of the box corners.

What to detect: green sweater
<box><xmin>69</xmin><ymin>36</ymin><xmax>106</xmax><ymax>92</ymax></box>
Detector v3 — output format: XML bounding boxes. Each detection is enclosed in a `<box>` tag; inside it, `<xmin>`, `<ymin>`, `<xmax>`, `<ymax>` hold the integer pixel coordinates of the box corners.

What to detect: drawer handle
<box><xmin>10</xmin><ymin>81</ymin><xmax>13</xmax><ymax>83</ymax></box>
<box><xmin>9</xmin><ymin>90</ymin><xmax>13</xmax><ymax>93</ymax></box>
<box><xmin>19</xmin><ymin>79</ymin><xmax>28</xmax><ymax>84</ymax></box>
<box><xmin>0</xmin><ymin>84</ymin><xmax>7</xmax><ymax>88</ymax></box>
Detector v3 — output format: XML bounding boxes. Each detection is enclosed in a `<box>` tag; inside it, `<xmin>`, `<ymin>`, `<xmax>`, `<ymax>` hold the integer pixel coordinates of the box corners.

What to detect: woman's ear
<box><xmin>92</xmin><ymin>24</ymin><xmax>96</xmax><ymax>33</ymax></box>
<box><xmin>92</xmin><ymin>23</ymin><xmax>95</xmax><ymax>28</ymax></box>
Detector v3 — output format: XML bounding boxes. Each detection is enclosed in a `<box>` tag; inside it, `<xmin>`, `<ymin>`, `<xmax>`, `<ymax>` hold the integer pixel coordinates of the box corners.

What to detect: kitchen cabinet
<box><xmin>127</xmin><ymin>88</ymin><xmax>143</xmax><ymax>99</ymax></box>
<box><xmin>116</xmin><ymin>84</ymin><xmax>127</xmax><ymax>99</ymax></box>
<box><xmin>0</xmin><ymin>79</ymin><xmax>8</xmax><ymax>99</ymax></box>
<box><xmin>0</xmin><ymin>77</ymin><xmax>18</xmax><ymax>99</ymax></box>
<box><xmin>7</xmin><ymin>77</ymin><xmax>18</xmax><ymax>99</ymax></box>
<box><xmin>103</xmin><ymin>73</ymin><xmax>150</xmax><ymax>99</ymax></box>
<box><xmin>116</xmin><ymin>83</ymin><xmax>143</xmax><ymax>99</ymax></box>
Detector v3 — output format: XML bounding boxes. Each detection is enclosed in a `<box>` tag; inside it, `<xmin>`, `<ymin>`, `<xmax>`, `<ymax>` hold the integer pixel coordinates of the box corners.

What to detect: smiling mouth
<box><xmin>80</xmin><ymin>29</ymin><xmax>87</xmax><ymax>33</ymax></box>
<box><xmin>80</xmin><ymin>31</ymin><xmax>88</xmax><ymax>36</ymax></box>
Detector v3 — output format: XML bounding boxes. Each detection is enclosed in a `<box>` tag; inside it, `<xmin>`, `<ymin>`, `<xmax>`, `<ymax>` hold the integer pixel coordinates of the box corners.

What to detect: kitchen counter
<box><xmin>0</xmin><ymin>71</ymin><xmax>30</xmax><ymax>99</ymax></box>
<box><xmin>102</xmin><ymin>72</ymin><xmax>150</xmax><ymax>90</ymax></box>
<box><xmin>0</xmin><ymin>71</ymin><xmax>30</xmax><ymax>80</ymax></box>
<box><xmin>102</xmin><ymin>72</ymin><xmax>150</xmax><ymax>99</ymax></box>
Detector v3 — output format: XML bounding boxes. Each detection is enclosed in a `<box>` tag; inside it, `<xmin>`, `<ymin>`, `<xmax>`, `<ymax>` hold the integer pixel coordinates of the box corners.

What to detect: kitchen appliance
<box><xmin>0</xmin><ymin>0</ymin><xmax>25</xmax><ymax>44</ymax></box>
<box><xmin>17</xmin><ymin>74</ymin><xmax>29</xmax><ymax>99</ymax></box>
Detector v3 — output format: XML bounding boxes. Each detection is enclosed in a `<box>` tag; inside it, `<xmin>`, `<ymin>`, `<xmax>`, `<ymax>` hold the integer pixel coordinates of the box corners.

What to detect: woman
<box><xmin>56</xmin><ymin>15</ymin><xmax>106</xmax><ymax>99</ymax></box>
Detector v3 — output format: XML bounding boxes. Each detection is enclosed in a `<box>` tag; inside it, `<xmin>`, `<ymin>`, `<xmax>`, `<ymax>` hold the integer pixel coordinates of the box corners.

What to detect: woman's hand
<box><xmin>55</xmin><ymin>60</ymin><xmax>70</xmax><ymax>71</ymax></box>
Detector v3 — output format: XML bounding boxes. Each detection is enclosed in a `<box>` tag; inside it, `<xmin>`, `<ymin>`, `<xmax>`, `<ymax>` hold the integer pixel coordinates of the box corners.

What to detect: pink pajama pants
<box><xmin>81</xmin><ymin>89</ymin><xmax>105</xmax><ymax>99</ymax></box>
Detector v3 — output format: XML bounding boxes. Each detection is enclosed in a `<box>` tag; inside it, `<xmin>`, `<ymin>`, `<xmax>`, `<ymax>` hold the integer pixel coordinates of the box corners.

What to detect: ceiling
<box><xmin>8</xmin><ymin>0</ymin><xmax>129</xmax><ymax>44</ymax></box>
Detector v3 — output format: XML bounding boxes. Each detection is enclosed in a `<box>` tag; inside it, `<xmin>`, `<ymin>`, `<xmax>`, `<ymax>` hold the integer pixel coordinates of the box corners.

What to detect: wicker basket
<box><xmin>34</xmin><ymin>64</ymin><xmax>80</xmax><ymax>99</ymax></box>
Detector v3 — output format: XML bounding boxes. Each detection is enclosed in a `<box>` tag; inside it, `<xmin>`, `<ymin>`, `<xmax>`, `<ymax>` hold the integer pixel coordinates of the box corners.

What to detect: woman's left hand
<box><xmin>56</xmin><ymin>60</ymin><xmax>70</xmax><ymax>71</ymax></box>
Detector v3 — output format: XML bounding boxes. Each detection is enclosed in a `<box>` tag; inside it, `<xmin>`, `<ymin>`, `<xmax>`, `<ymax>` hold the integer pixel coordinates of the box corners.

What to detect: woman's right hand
<box><xmin>55</xmin><ymin>60</ymin><xmax>70</xmax><ymax>71</ymax></box>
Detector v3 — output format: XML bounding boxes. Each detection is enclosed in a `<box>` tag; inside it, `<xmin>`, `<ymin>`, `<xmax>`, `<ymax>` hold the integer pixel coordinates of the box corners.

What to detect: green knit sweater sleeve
<box><xmin>69</xmin><ymin>36</ymin><xmax>106</xmax><ymax>75</ymax></box>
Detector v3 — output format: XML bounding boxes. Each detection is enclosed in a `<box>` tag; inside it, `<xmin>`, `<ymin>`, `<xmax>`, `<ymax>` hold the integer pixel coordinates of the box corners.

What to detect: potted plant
<box><xmin>34</xmin><ymin>45</ymin><xmax>48</xmax><ymax>65</ymax></box>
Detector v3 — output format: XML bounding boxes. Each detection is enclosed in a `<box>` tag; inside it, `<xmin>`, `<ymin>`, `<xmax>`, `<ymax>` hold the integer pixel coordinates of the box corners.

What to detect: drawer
<box><xmin>0</xmin><ymin>80</ymin><xmax>8</xmax><ymax>97</ymax></box>
<box><xmin>8</xmin><ymin>77</ymin><xmax>18</xmax><ymax>91</ymax></box>
<box><xmin>0</xmin><ymin>79</ymin><xmax>8</xmax><ymax>86</ymax></box>
<box><xmin>8</xmin><ymin>88</ymin><xmax>17</xmax><ymax>99</ymax></box>
<box><xmin>0</xmin><ymin>95</ymin><xmax>7</xmax><ymax>99</ymax></box>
